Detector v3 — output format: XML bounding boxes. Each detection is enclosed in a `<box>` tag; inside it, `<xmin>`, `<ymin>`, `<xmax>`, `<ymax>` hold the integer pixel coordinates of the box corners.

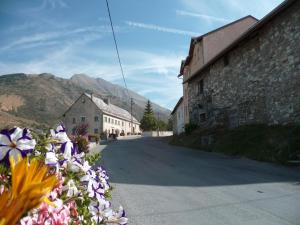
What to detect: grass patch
<box><xmin>170</xmin><ymin>124</ymin><xmax>300</xmax><ymax>164</ymax></box>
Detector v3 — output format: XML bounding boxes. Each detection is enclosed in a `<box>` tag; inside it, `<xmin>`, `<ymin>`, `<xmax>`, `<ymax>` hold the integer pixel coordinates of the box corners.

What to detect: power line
<box><xmin>105</xmin><ymin>0</ymin><xmax>130</xmax><ymax>99</ymax></box>
<box><xmin>105</xmin><ymin>0</ymin><xmax>135</xmax><ymax>130</ymax></box>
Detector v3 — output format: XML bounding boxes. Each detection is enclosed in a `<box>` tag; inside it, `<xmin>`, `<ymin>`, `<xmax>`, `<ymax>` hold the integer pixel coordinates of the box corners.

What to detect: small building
<box><xmin>62</xmin><ymin>93</ymin><xmax>140</xmax><ymax>137</ymax></box>
<box><xmin>171</xmin><ymin>97</ymin><xmax>184</xmax><ymax>135</ymax></box>
<box><xmin>178</xmin><ymin>15</ymin><xmax>258</xmax><ymax>125</ymax></box>
<box><xmin>182</xmin><ymin>0</ymin><xmax>300</xmax><ymax>128</ymax></box>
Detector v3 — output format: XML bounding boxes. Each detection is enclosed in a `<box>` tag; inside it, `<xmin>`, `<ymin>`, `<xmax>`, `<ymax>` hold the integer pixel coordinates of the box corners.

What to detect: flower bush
<box><xmin>0</xmin><ymin>124</ymin><xmax>127</xmax><ymax>225</ymax></box>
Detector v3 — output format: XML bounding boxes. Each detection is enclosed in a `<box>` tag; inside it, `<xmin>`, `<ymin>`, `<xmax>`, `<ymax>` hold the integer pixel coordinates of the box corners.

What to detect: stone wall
<box><xmin>188</xmin><ymin>1</ymin><xmax>300</xmax><ymax>128</ymax></box>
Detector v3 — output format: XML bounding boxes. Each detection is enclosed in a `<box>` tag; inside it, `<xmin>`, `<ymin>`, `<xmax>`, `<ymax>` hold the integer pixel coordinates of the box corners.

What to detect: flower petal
<box><xmin>0</xmin><ymin>146</ymin><xmax>10</xmax><ymax>161</ymax></box>
<box><xmin>16</xmin><ymin>139</ymin><xmax>36</xmax><ymax>152</ymax></box>
<box><xmin>10</xmin><ymin>127</ymin><xmax>23</xmax><ymax>142</ymax></box>
<box><xmin>0</xmin><ymin>132</ymin><xmax>12</xmax><ymax>146</ymax></box>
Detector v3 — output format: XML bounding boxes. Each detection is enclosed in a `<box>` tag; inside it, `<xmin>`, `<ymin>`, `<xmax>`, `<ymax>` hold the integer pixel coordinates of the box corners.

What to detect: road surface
<box><xmin>99</xmin><ymin>137</ymin><xmax>300</xmax><ymax>225</ymax></box>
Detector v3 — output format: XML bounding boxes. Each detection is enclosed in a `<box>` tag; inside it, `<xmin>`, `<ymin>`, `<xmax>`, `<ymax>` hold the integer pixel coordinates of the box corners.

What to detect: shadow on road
<box><xmin>99</xmin><ymin>137</ymin><xmax>300</xmax><ymax>187</ymax></box>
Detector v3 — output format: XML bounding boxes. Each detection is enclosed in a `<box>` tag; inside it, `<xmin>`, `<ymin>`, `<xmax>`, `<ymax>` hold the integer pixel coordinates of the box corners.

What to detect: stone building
<box><xmin>171</xmin><ymin>97</ymin><xmax>184</xmax><ymax>135</ymax></box>
<box><xmin>178</xmin><ymin>15</ymin><xmax>258</xmax><ymax>125</ymax></box>
<box><xmin>62</xmin><ymin>93</ymin><xmax>140</xmax><ymax>137</ymax></box>
<box><xmin>182</xmin><ymin>0</ymin><xmax>300</xmax><ymax>129</ymax></box>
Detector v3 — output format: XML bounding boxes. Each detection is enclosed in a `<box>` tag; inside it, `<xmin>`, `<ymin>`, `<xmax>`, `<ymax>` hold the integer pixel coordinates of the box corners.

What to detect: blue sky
<box><xmin>0</xmin><ymin>0</ymin><xmax>283</xmax><ymax>109</ymax></box>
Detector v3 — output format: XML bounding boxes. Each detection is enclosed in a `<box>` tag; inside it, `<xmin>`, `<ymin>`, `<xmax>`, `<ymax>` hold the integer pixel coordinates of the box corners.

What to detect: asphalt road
<box><xmin>100</xmin><ymin>137</ymin><xmax>300</xmax><ymax>225</ymax></box>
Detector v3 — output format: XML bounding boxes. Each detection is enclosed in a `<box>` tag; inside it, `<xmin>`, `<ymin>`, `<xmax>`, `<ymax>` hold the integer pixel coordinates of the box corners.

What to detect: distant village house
<box><xmin>62</xmin><ymin>93</ymin><xmax>140</xmax><ymax>138</ymax></box>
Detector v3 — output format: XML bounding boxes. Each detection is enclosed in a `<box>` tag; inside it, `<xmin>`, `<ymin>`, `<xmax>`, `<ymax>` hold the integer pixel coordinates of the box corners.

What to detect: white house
<box><xmin>171</xmin><ymin>97</ymin><xmax>185</xmax><ymax>135</ymax></box>
<box><xmin>62</xmin><ymin>93</ymin><xmax>140</xmax><ymax>137</ymax></box>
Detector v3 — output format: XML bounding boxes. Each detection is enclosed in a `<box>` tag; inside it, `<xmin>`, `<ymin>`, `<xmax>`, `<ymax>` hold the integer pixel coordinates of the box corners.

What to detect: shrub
<box><xmin>184</xmin><ymin>123</ymin><xmax>198</xmax><ymax>135</ymax></box>
<box><xmin>72</xmin><ymin>135</ymin><xmax>89</xmax><ymax>153</ymax></box>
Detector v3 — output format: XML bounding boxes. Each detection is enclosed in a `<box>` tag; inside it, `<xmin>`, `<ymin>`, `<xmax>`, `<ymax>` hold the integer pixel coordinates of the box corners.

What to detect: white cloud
<box><xmin>0</xmin><ymin>25</ymin><xmax>112</xmax><ymax>51</ymax></box>
<box><xmin>5</xmin><ymin>22</ymin><xmax>39</xmax><ymax>33</ymax></box>
<box><xmin>176</xmin><ymin>10</ymin><xmax>232</xmax><ymax>23</ymax></box>
<box><xmin>24</xmin><ymin>0</ymin><xmax>68</xmax><ymax>12</ymax></box>
<box><xmin>125</xmin><ymin>21</ymin><xmax>198</xmax><ymax>36</ymax></box>
<box><xmin>179</xmin><ymin>0</ymin><xmax>284</xmax><ymax>19</ymax></box>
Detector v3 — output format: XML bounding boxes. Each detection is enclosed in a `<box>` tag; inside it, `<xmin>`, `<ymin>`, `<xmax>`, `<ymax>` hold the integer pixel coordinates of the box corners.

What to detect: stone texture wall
<box><xmin>188</xmin><ymin>1</ymin><xmax>300</xmax><ymax>128</ymax></box>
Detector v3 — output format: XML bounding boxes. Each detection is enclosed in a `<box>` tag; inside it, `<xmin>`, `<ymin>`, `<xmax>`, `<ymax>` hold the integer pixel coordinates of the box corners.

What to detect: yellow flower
<box><xmin>0</xmin><ymin>157</ymin><xmax>58</xmax><ymax>225</ymax></box>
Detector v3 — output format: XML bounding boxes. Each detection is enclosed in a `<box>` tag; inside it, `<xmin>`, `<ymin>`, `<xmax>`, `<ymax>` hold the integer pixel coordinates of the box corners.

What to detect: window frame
<box><xmin>200</xmin><ymin>113</ymin><xmax>206</xmax><ymax>122</ymax></box>
<box><xmin>197</xmin><ymin>79</ymin><xmax>204</xmax><ymax>95</ymax></box>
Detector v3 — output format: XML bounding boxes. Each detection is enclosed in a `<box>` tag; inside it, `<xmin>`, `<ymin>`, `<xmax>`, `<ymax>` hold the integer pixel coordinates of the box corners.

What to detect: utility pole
<box><xmin>157</xmin><ymin>111</ymin><xmax>160</xmax><ymax>137</ymax></box>
<box><xmin>130</xmin><ymin>98</ymin><xmax>133</xmax><ymax>135</ymax></box>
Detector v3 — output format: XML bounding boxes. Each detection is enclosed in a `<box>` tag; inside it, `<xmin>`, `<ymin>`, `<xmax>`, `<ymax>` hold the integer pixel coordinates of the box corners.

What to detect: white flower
<box><xmin>81</xmin><ymin>160</ymin><xmax>91</xmax><ymax>173</ymax></box>
<box><xmin>50</xmin><ymin>124</ymin><xmax>70</xmax><ymax>143</ymax></box>
<box><xmin>63</xmin><ymin>179</ymin><xmax>79</xmax><ymax>197</ymax></box>
<box><xmin>89</xmin><ymin>199</ymin><xmax>111</xmax><ymax>224</ymax></box>
<box><xmin>106</xmin><ymin>206</ymin><xmax>128</xmax><ymax>225</ymax></box>
<box><xmin>61</xmin><ymin>141</ymin><xmax>78</xmax><ymax>160</ymax></box>
<box><xmin>87</xmin><ymin>180</ymin><xmax>105</xmax><ymax>201</ymax></box>
<box><xmin>0</xmin><ymin>127</ymin><xmax>36</xmax><ymax>162</ymax></box>
<box><xmin>45</xmin><ymin>152</ymin><xmax>58</xmax><ymax>166</ymax></box>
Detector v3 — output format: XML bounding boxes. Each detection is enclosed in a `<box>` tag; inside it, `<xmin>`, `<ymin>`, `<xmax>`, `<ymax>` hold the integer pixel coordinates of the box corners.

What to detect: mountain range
<box><xmin>0</xmin><ymin>73</ymin><xmax>171</xmax><ymax>129</ymax></box>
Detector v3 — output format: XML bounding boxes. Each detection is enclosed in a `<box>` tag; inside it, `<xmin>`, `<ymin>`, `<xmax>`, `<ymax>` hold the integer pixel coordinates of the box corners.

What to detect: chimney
<box><xmin>103</xmin><ymin>98</ymin><xmax>110</xmax><ymax>105</ymax></box>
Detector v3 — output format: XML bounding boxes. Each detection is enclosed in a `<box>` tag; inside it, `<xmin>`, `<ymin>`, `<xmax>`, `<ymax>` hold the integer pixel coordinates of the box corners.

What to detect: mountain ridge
<box><xmin>0</xmin><ymin>73</ymin><xmax>171</xmax><ymax>128</ymax></box>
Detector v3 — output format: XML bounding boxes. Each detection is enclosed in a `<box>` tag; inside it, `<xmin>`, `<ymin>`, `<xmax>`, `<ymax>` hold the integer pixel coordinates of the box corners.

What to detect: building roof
<box><xmin>183</xmin><ymin>0</ymin><xmax>296</xmax><ymax>83</ymax></box>
<box><xmin>179</xmin><ymin>15</ymin><xmax>258</xmax><ymax>75</ymax></box>
<box><xmin>171</xmin><ymin>97</ymin><xmax>183</xmax><ymax>115</ymax></box>
<box><xmin>84</xmin><ymin>93</ymin><xmax>140</xmax><ymax>124</ymax></box>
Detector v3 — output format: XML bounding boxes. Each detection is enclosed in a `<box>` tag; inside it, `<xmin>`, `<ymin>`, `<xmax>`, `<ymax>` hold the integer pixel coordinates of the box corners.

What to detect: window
<box><xmin>81</xmin><ymin>116</ymin><xmax>86</xmax><ymax>122</ymax></box>
<box><xmin>104</xmin><ymin>116</ymin><xmax>107</xmax><ymax>122</ymax></box>
<box><xmin>94</xmin><ymin>116</ymin><xmax>99</xmax><ymax>122</ymax></box>
<box><xmin>108</xmin><ymin>118</ymin><xmax>110</xmax><ymax>123</ymax></box>
<box><xmin>81</xmin><ymin>97</ymin><xmax>85</xmax><ymax>103</ymax></box>
<box><xmin>72</xmin><ymin>118</ymin><xmax>76</xmax><ymax>124</ymax></box>
<box><xmin>198</xmin><ymin>80</ymin><xmax>204</xmax><ymax>95</ymax></box>
<box><xmin>200</xmin><ymin>113</ymin><xmax>206</xmax><ymax>122</ymax></box>
<box><xmin>122</xmin><ymin>121</ymin><xmax>124</xmax><ymax>126</ymax></box>
<box><xmin>118</xmin><ymin>121</ymin><xmax>120</xmax><ymax>125</ymax></box>
<box><xmin>94</xmin><ymin>128</ymin><xmax>99</xmax><ymax>134</ymax></box>
<box><xmin>115</xmin><ymin>120</ymin><xmax>117</xmax><ymax>125</ymax></box>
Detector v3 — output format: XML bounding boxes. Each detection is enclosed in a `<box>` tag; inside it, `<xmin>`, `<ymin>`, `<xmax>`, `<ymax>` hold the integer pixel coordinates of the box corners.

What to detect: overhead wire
<box><xmin>105</xmin><ymin>0</ymin><xmax>134</xmax><ymax>130</ymax></box>
<box><xmin>105</xmin><ymin>0</ymin><xmax>130</xmax><ymax>99</ymax></box>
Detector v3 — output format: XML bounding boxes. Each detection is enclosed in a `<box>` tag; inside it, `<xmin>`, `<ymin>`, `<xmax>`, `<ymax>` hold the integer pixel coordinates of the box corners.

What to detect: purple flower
<box><xmin>61</xmin><ymin>141</ymin><xmax>78</xmax><ymax>159</ymax></box>
<box><xmin>89</xmin><ymin>199</ymin><xmax>111</xmax><ymax>224</ymax></box>
<box><xmin>51</xmin><ymin>124</ymin><xmax>78</xmax><ymax>159</ymax></box>
<box><xmin>50</xmin><ymin>124</ymin><xmax>70</xmax><ymax>143</ymax></box>
<box><xmin>114</xmin><ymin>206</ymin><xmax>128</xmax><ymax>225</ymax></box>
<box><xmin>0</xmin><ymin>127</ymin><xmax>36</xmax><ymax>163</ymax></box>
<box><xmin>88</xmin><ymin>180</ymin><xmax>105</xmax><ymax>201</ymax></box>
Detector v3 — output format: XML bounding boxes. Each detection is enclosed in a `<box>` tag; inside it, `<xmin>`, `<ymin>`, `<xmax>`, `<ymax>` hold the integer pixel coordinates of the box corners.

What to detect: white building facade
<box><xmin>171</xmin><ymin>97</ymin><xmax>185</xmax><ymax>135</ymax></box>
<box><xmin>62</xmin><ymin>93</ymin><xmax>140</xmax><ymax>137</ymax></box>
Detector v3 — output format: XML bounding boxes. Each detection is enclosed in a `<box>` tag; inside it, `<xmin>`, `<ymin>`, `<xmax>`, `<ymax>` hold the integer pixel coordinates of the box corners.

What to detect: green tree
<box><xmin>140</xmin><ymin>100</ymin><xmax>157</xmax><ymax>131</ymax></box>
<box><xmin>157</xmin><ymin>120</ymin><xmax>167</xmax><ymax>131</ymax></box>
<box><xmin>167</xmin><ymin>118</ymin><xmax>173</xmax><ymax>131</ymax></box>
